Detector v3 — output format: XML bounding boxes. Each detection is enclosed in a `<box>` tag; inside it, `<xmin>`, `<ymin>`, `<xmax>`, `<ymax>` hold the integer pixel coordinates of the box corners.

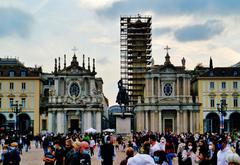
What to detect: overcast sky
<box><xmin>1</xmin><ymin>0</ymin><xmax>240</xmax><ymax>105</ymax></box>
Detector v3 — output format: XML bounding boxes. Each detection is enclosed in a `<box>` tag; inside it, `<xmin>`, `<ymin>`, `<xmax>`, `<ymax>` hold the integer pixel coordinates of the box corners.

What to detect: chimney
<box><xmin>88</xmin><ymin>57</ymin><xmax>90</xmax><ymax>71</ymax></box>
<box><xmin>83</xmin><ymin>54</ymin><xmax>85</xmax><ymax>69</ymax></box>
<box><xmin>64</xmin><ymin>54</ymin><xmax>66</xmax><ymax>69</ymax></box>
<box><xmin>58</xmin><ymin>57</ymin><xmax>61</xmax><ymax>71</ymax></box>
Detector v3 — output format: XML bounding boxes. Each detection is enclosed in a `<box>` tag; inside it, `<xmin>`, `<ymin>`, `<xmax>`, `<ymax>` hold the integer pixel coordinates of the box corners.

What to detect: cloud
<box><xmin>78</xmin><ymin>0</ymin><xmax>124</xmax><ymax>10</ymax></box>
<box><xmin>90</xmin><ymin>36</ymin><xmax>115</xmax><ymax>44</ymax></box>
<box><xmin>0</xmin><ymin>7</ymin><xmax>34</xmax><ymax>38</ymax></box>
<box><xmin>96</xmin><ymin>0</ymin><xmax>240</xmax><ymax>19</ymax></box>
<box><xmin>174</xmin><ymin>20</ymin><xmax>225</xmax><ymax>42</ymax></box>
<box><xmin>97</xmin><ymin>57</ymin><xmax>111</xmax><ymax>65</ymax></box>
<box><xmin>153</xmin><ymin>27</ymin><xmax>172</xmax><ymax>36</ymax></box>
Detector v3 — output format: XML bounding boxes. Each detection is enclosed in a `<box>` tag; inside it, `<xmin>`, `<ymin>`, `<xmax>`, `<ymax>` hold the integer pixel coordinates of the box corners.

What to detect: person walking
<box><xmin>127</xmin><ymin>141</ymin><xmax>155</xmax><ymax>165</ymax></box>
<box><xmin>120</xmin><ymin>147</ymin><xmax>134</xmax><ymax>165</ymax></box>
<box><xmin>217</xmin><ymin>136</ymin><xmax>233</xmax><ymax>165</ymax></box>
<box><xmin>98</xmin><ymin>135</ymin><xmax>116</xmax><ymax>165</ymax></box>
<box><xmin>65</xmin><ymin>139</ymin><xmax>74</xmax><ymax>165</ymax></box>
<box><xmin>182</xmin><ymin>140</ymin><xmax>197</xmax><ymax>165</ymax></box>
<box><xmin>89</xmin><ymin>137</ymin><xmax>95</xmax><ymax>157</ymax></box>
<box><xmin>43</xmin><ymin>145</ymin><xmax>55</xmax><ymax>165</ymax></box>
<box><xmin>8</xmin><ymin>142</ymin><xmax>21</xmax><ymax>165</ymax></box>
<box><xmin>54</xmin><ymin>141</ymin><xmax>65</xmax><ymax>165</ymax></box>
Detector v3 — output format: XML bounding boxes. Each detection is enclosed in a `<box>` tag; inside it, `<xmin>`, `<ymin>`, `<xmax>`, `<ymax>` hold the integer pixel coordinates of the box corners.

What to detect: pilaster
<box><xmin>159</xmin><ymin>111</ymin><xmax>162</xmax><ymax>133</ymax></box>
<box><xmin>48</xmin><ymin>112</ymin><xmax>53</xmax><ymax>132</ymax></box>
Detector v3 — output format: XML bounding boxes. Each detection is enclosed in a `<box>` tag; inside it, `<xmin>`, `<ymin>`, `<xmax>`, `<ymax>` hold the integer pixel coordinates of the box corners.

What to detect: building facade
<box><xmin>192</xmin><ymin>64</ymin><xmax>240</xmax><ymax>133</ymax></box>
<box><xmin>0</xmin><ymin>58</ymin><xmax>41</xmax><ymax>135</ymax></box>
<box><xmin>135</xmin><ymin>51</ymin><xmax>200</xmax><ymax>134</ymax></box>
<box><xmin>41</xmin><ymin>54</ymin><xmax>107</xmax><ymax>134</ymax></box>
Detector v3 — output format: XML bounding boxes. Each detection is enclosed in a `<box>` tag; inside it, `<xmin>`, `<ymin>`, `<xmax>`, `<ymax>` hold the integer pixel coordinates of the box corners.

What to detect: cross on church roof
<box><xmin>72</xmin><ymin>46</ymin><xmax>78</xmax><ymax>54</ymax></box>
<box><xmin>164</xmin><ymin>45</ymin><xmax>171</xmax><ymax>53</ymax></box>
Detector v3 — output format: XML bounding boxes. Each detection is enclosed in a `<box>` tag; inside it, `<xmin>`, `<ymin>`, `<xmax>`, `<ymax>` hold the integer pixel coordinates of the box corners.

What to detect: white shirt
<box><xmin>127</xmin><ymin>153</ymin><xmax>155</xmax><ymax>165</ymax></box>
<box><xmin>150</xmin><ymin>142</ymin><xmax>160</xmax><ymax>156</ymax></box>
<box><xmin>159</xmin><ymin>141</ymin><xmax>166</xmax><ymax>151</ymax></box>
<box><xmin>217</xmin><ymin>147</ymin><xmax>233</xmax><ymax>165</ymax></box>
<box><xmin>90</xmin><ymin>139</ymin><xmax>95</xmax><ymax>148</ymax></box>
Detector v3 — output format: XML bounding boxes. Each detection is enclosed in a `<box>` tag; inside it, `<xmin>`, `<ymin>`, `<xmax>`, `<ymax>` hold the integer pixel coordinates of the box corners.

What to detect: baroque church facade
<box><xmin>41</xmin><ymin>54</ymin><xmax>107</xmax><ymax>134</ymax></box>
<box><xmin>134</xmin><ymin>51</ymin><xmax>200</xmax><ymax>134</ymax></box>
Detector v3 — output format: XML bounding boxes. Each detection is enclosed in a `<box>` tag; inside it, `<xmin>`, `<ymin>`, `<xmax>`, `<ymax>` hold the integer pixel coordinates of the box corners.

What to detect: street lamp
<box><xmin>217</xmin><ymin>100</ymin><xmax>227</xmax><ymax>135</ymax></box>
<box><xmin>11</xmin><ymin>101</ymin><xmax>22</xmax><ymax>134</ymax></box>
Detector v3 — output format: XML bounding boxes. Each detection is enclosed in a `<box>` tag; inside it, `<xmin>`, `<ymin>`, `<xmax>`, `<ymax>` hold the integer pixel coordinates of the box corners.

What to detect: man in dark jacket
<box><xmin>98</xmin><ymin>135</ymin><xmax>115</xmax><ymax>165</ymax></box>
<box><xmin>8</xmin><ymin>142</ymin><xmax>21</xmax><ymax>165</ymax></box>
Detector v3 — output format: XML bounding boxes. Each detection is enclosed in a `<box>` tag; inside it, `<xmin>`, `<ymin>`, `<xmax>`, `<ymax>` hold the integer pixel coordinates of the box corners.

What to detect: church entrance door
<box><xmin>70</xmin><ymin>119</ymin><xmax>79</xmax><ymax>133</ymax></box>
<box><xmin>164</xmin><ymin>118</ymin><xmax>173</xmax><ymax>132</ymax></box>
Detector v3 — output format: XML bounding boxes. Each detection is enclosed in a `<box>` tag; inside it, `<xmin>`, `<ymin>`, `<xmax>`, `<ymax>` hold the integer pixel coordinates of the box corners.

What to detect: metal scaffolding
<box><xmin>120</xmin><ymin>15</ymin><xmax>152</xmax><ymax>109</ymax></box>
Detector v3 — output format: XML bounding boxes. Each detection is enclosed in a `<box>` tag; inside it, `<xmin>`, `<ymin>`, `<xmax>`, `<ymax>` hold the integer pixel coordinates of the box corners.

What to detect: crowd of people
<box><xmin>120</xmin><ymin>131</ymin><xmax>240</xmax><ymax>165</ymax></box>
<box><xmin>1</xmin><ymin>131</ymin><xmax>240</xmax><ymax>164</ymax></box>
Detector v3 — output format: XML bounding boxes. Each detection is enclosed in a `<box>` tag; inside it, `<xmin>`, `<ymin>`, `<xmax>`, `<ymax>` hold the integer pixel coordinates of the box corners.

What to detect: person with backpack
<box><xmin>54</xmin><ymin>141</ymin><xmax>65</xmax><ymax>165</ymax></box>
<box><xmin>8</xmin><ymin>142</ymin><xmax>21</xmax><ymax>165</ymax></box>
<box><xmin>43</xmin><ymin>145</ymin><xmax>55</xmax><ymax>165</ymax></box>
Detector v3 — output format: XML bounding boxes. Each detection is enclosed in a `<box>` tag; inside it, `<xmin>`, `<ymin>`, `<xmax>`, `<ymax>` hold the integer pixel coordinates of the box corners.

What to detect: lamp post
<box><xmin>11</xmin><ymin>101</ymin><xmax>22</xmax><ymax>134</ymax></box>
<box><xmin>217</xmin><ymin>100</ymin><xmax>227</xmax><ymax>135</ymax></box>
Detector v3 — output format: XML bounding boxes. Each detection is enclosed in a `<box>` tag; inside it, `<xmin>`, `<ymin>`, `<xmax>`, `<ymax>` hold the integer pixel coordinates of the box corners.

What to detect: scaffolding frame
<box><xmin>120</xmin><ymin>15</ymin><xmax>152</xmax><ymax>109</ymax></box>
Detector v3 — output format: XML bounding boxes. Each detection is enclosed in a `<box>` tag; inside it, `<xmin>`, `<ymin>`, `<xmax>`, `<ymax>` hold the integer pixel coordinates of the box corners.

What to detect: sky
<box><xmin>1</xmin><ymin>0</ymin><xmax>240</xmax><ymax>105</ymax></box>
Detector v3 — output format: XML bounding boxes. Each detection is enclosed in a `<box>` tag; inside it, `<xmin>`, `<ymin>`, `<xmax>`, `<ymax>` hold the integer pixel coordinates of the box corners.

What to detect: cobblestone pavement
<box><xmin>21</xmin><ymin>145</ymin><xmax>178</xmax><ymax>165</ymax></box>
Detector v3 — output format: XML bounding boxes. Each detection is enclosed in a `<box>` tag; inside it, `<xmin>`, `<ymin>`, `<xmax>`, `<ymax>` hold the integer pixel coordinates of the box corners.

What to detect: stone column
<box><xmin>145</xmin><ymin>111</ymin><xmax>149</xmax><ymax>130</ymax></box>
<box><xmin>196</xmin><ymin>111</ymin><xmax>200</xmax><ymax>132</ymax></box>
<box><xmin>150</xmin><ymin>112</ymin><xmax>155</xmax><ymax>132</ymax></box>
<box><xmin>158</xmin><ymin>79</ymin><xmax>161</xmax><ymax>97</ymax></box>
<box><xmin>48</xmin><ymin>112</ymin><xmax>53</xmax><ymax>132</ymax></box>
<box><xmin>81</xmin><ymin>111</ymin><xmax>84</xmax><ymax>133</ymax></box>
<box><xmin>96</xmin><ymin>112</ymin><xmax>101</xmax><ymax>132</ymax></box>
<box><xmin>83</xmin><ymin>112</ymin><xmax>88</xmax><ymax>131</ymax></box>
<box><xmin>152</xmin><ymin>78</ymin><xmax>154</xmax><ymax>97</ymax></box>
<box><xmin>55</xmin><ymin>78</ymin><xmax>59</xmax><ymax>96</ymax></box>
<box><xmin>177</xmin><ymin>77</ymin><xmax>179</xmax><ymax>97</ymax></box>
<box><xmin>88</xmin><ymin>111</ymin><xmax>92</xmax><ymax>129</ymax></box>
<box><xmin>64</xmin><ymin>111</ymin><xmax>68</xmax><ymax>134</ymax></box>
<box><xmin>183</xmin><ymin>78</ymin><xmax>186</xmax><ymax>102</ymax></box>
<box><xmin>57</xmin><ymin>111</ymin><xmax>64</xmax><ymax>133</ymax></box>
<box><xmin>190</xmin><ymin>111</ymin><xmax>193</xmax><ymax>133</ymax></box>
<box><xmin>159</xmin><ymin>111</ymin><xmax>162</xmax><ymax>133</ymax></box>
<box><xmin>177</xmin><ymin>111</ymin><xmax>180</xmax><ymax>134</ymax></box>
<box><xmin>183</xmin><ymin>111</ymin><xmax>187</xmax><ymax>131</ymax></box>
<box><xmin>136</xmin><ymin>112</ymin><xmax>140</xmax><ymax>131</ymax></box>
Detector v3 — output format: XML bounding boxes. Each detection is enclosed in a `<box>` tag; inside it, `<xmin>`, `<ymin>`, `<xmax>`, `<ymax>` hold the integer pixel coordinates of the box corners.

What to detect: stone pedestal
<box><xmin>114</xmin><ymin>113</ymin><xmax>132</xmax><ymax>134</ymax></box>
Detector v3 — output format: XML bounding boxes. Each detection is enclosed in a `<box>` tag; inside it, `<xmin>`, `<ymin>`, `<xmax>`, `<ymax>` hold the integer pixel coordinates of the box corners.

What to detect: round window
<box><xmin>69</xmin><ymin>83</ymin><xmax>80</xmax><ymax>97</ymax></box>
<box><xmin>164</xmin><ymin>83</ymin><xmax>173</xmax><ymax>96</ymax></box>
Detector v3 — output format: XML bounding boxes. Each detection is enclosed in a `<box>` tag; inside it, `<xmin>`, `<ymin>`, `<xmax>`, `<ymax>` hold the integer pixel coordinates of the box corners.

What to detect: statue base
<box><xmin>114</xmin><ymin>113</ymin><xmax>132</xmax><ymax>134</ymax></box>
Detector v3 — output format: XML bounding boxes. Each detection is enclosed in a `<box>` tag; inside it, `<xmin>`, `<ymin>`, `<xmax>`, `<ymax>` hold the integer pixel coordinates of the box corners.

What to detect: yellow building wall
<box><xmin>198</xmin><ymin>78</ymin><xmax>240</xmax><ymax>133</ymax></box>
<box><xmin>0</xmin><ymin>78</ymin><xmax>40</xmax><ymax>135</ymax></box>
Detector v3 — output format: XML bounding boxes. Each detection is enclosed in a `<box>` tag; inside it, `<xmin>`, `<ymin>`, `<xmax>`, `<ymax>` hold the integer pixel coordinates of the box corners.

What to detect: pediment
<box><xmin>159</xmin><ymin>66</ymin><xmax>176</xmax><ymax>73</ymax></box>
<box><xmin>19</xmin><ymin>93</ymin><xmax>27</xmax><ymax>97</ymax></box>
<box><xmin>209</xmin><ymin>92</ymin><xmax>216</xmax><ymax>97</ymax></box>
<box><xmin>159</xmin><ymin>97</ymin><xmax>178</xmax><ymax>104</ymax></box>
<box><xmin>232</xmin><ymin>92</ymin><xmax>239</xmax><ymax>96</ymax></box>
<box><xmin>7</xmin><ymin>93</ymin><xmax>15</xmax><ymax>97</ymax></box>
<box><xmin>61</xmin><ymin>67</ymin><xmax>93</xmax><ymax>75</ymax></box>
<box><xmin>220</xmin><ymin>93</ymin><xmax>228</xmax><ymax>97</ymax></box>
